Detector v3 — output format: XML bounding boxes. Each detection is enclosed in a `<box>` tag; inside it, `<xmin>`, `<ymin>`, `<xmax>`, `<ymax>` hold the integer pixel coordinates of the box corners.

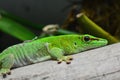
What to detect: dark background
<box><xmin>0</xmin><ymin>0</ymin><xmax>79</xmax><ymax>51</ymax></box>
<box><xmin>0</xmin><ymin>0</ymin><xmax>119</xmax><ymax>51</ymax></box>
<box><xmin>0</xmin><ymin>0</ymin><xmax>72</xmax><ymax>24</ymax></box>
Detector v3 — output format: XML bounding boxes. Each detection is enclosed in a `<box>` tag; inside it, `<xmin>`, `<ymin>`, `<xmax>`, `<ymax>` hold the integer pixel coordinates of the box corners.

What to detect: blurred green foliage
<box><xmin>0</xmin><ymin>9</ymin><xmax>45</xmax><ymax>41</ymax></box>
<box><xmin>0</xmin><ymin>16</ymin><xmax>36</xmax><ymax>40</ymax></box>
<box><xmin>0</xmin><ymin>0</ymin><xmax>120</xmax><ymax>45</ymax></box>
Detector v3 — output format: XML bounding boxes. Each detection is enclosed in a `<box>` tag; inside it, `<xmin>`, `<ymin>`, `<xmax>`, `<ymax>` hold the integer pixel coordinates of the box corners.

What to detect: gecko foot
<box><xmin>57</xmin><ymin>56</ymin><xmax>73</xmax><ymax>64</ymax></box>
<box><xmin>0</xmin><ymin>68</ymin><xmax>11</xmax><ymax>78</ymax></box>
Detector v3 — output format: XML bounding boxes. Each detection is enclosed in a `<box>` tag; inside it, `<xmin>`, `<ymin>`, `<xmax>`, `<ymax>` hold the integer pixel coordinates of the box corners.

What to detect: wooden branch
<box><xmin>76</xmin><ymin>13</ymin><xmax>120</xmax><ymax>44</ymax></box>
<box><xmin>1</xmin><ymin>43</ymin><xmax>120</xmax><ymax>80</ymax></box>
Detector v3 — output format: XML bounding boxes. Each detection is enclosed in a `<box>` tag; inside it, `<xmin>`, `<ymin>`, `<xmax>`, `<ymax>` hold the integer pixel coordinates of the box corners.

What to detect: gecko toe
<box><xmin>2</xmin><ymin>74</ymin><xmax>7</xmax><ymax>78</ymax></box>
<box><xmin>69</xmin><ymin>57</ymin><xmax>73</xmax><ymax>60</ymax></box>
<box><xmin>67</xmin><ymin>56</ymin><xmax>73</xmax><ymax>61</ymax></box>
<box><xmin>57</xmin><ymin>61</ymin><xmax>62</xmax><ymax>64</ymax></box>
<box><xmin>57</xmin><ymin>59</ymin><xmax>63</xmax><ymax>64</ymax></box>
<box><xmin>7</xmin><ymin>72</ymin><xmax>11</xmax><ymax>75</ymax></box>
<box><xmin>66</xmin><ymin>61</ymin><xmax>71</xmax><ymax>64</ymax></box>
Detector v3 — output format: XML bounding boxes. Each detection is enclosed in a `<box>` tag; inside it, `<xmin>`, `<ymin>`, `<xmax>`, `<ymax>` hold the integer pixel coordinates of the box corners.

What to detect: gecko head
<box><xmin>81</xmin><ymin>34</ymin><xmax>108</xmax><ymax>49</ymax></box>
<box><xmin>73</xmin><ymin>34</ymin><xmax>108</xmax><ymax>51</ymax></box>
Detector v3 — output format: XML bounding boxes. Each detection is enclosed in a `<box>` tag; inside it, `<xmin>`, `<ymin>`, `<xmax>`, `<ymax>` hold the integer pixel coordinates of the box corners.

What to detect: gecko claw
<box><xmin>57</xmin><ymin>59</ymin><xmax>62</xmax><ymax>64</ymax></box>
<box><xmin>66</xmin><ymin>61</ymin><xmax>71</xmax><ymax>64</ymax></box>
<box><xmin>2</xmin><ymin>74</ymin><xmax>7</xmax><ymax>78</ymax></box>
<box><xmin>7</xmin><ymin>72</ymin><xmax>11</xmax><ymax>75</ymax></box>
<box><xmin>67</xmin><ymin>56</ymin><xmax>73</xmax><ymax>61</ymax></box>
<box><xmin>57</xmin><ymin>61</ymin><xmax>62</xmax><ymax>64</ymax></box>
<box><xmin>69</xmin><ymin>57</ymin><xmax>73</xmax><ymax>60</ymax></box>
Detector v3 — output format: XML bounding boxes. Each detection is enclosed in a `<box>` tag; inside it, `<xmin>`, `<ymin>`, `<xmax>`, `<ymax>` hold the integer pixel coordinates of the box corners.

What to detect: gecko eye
<box><xmin>74</xmin><ymin>42</ymin><xmax>77</xmax><ymax>45</ymax></box>
<box><xmin>83</xmin><ymin>36</ymin><xmax>90</xmax><ymax>42</ymax></box>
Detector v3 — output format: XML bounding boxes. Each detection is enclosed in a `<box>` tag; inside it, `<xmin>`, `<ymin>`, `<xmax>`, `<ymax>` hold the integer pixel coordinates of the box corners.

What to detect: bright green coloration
<box><xmin>0</xmin><ymin>34</ymin><xmax>108</xmax><ymax>77</ymax></box>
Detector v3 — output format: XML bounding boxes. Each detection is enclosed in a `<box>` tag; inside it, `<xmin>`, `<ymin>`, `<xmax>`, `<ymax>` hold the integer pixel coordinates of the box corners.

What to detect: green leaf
<box><xmin>0</xmin><ymin>16</ymin><xmax>36</xmax><ymax>41</ymax></box>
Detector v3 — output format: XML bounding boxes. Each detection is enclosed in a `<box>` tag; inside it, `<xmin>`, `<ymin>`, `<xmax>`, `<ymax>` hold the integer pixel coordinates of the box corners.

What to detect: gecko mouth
<box><xmin>98</xmin><ymin>39</ymin><xmax>108</xmax><ymax>45</ymax></box>
<box><xmin>84</xmin><ymin>44</ymin><xmax>107</xmax><ymax>52</ymax></box>
<box><xmin>85</xmin><ymin>39</ymin><xmax>108</xmax><ymax>51</ymax></box>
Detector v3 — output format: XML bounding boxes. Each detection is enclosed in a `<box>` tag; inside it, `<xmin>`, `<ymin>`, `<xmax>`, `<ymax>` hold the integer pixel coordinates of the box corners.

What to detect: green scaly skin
<box><xmin>0</xmin><ymin>34</ymin><xmax>108</xmax><ymax>78</ymax></box>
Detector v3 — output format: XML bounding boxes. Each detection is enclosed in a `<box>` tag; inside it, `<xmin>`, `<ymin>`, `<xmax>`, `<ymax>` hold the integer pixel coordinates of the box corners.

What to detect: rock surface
<box><xmin>1</xmin><ymin>43</ymin><xmax>120</xmax><ymax>80</ymax></box>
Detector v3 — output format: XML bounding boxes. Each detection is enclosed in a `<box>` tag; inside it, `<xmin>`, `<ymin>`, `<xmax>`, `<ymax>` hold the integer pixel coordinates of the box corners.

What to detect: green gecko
<box><xmin>0</xmin><ymin>34</ymin><xmax>108</xmax><ymax>78</ymax></box>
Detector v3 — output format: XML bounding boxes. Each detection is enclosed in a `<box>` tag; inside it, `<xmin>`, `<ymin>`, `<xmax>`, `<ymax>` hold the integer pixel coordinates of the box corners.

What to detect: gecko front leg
<box><xmin>45</xmin><ymin>43</ymin><xmax>73</xmax><ymax>64</ymax></box>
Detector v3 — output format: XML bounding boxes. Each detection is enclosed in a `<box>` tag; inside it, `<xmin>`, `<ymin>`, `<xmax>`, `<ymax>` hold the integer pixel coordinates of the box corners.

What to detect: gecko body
<box><xmin>0</xmin><ymin>34</ymin><xmax>108</xmax><ymax>77</ymax></box>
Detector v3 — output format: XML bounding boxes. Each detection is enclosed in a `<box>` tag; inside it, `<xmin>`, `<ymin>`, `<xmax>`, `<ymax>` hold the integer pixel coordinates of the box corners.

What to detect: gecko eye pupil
<box><xmin>84</xmin><ymin>36</ymin><xmax>90</xmax><ymax>42</ymax></box>
<box><xmin>74</xmin><ymin>42</ymin><xmax>77</xmax><ymax>45</ymax></box>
